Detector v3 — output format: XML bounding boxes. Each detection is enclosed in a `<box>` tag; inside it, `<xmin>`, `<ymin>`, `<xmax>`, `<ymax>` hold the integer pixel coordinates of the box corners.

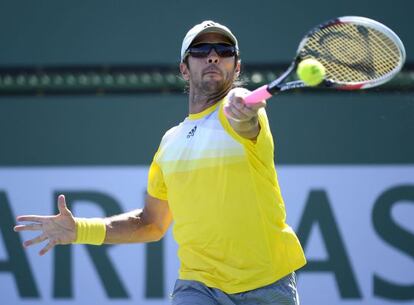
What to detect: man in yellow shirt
<box><xmin>14</xmin><ymin>20</ymin><xmax>306</xmax><ymax>305</ymax></box>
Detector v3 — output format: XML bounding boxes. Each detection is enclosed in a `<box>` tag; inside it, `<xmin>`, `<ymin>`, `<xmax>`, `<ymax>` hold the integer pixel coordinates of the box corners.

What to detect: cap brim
<box><xmin>191</xmin><ymin>27</ymin><xmax>237</xmax><ymax>46</ymax></box>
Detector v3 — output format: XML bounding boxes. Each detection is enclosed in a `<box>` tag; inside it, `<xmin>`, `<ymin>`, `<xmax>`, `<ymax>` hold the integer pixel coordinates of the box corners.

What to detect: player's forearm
<box><xmin>230</xmin><ymin>116</ymin><xmax>260</xmax><ymax>140</ymax></box>
<box><xmin>103</xmin><ymin>209</ymin><xmax>164</xmax><ymax>244</ymax></box>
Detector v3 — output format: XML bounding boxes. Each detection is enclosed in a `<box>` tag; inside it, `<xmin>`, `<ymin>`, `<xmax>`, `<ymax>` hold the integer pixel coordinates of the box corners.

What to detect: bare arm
<box><xmin>228</xmin><ymin>117</ymin><xmax>260</xmax><ymax>140</ymax></box>
<box><xmin>104</xmin><ymin>194</ymin><xmax>172</xmax><ymax>244</ymax></box>
<box><xmin>14</xmin><ymin>194</ymin><xmax>172</xmax><ymax>255</ymax></box>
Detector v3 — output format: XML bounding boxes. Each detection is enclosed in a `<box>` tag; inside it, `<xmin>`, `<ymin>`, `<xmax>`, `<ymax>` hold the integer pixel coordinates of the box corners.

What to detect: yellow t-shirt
<box><xmin>147</xmin><ymin>98</ymin><xmax>306</xmax><ymax>293</ymax></box>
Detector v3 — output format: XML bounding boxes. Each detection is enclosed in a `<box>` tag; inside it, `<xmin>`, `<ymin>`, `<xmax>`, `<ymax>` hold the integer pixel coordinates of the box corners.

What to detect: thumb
<box><xmin>57</xmin><ymin>194</ymin><xmax>72</xmax><ymax>216</ymax></box>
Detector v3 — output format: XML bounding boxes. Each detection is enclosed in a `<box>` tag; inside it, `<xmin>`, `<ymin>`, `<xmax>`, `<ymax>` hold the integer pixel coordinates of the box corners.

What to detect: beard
<box><xmin>196</xmin><ymin>68</ymin><xmax>235</xmax><ymax>102</ymax></box>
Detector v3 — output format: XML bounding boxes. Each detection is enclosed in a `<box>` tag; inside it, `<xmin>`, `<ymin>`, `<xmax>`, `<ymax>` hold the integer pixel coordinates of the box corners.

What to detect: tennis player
<box><xmin>14</xmin><ymin>20</ymin><xmax>306</xmax><ymax>305</ymax></box>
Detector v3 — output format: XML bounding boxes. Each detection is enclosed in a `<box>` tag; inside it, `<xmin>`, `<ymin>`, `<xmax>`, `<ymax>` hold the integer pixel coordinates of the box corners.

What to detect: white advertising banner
<box><xmin>0</xmin><ymin>166</ymin><xmax>413</xmax><ymax>305</ymax></box>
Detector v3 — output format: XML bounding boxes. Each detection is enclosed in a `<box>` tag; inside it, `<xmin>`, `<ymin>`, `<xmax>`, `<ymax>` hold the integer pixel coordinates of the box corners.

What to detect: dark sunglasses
<box><xmin>185</xmin><ymin>43</ymin><xmax>238</xmax><ymax>59</ymax></box>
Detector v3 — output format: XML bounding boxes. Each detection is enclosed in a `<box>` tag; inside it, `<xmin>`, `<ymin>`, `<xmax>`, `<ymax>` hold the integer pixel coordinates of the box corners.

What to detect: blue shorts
<box><xmin>170</xmin><ymin>273</ymin><xmax>299</xmax><ymax>305</ymax></box>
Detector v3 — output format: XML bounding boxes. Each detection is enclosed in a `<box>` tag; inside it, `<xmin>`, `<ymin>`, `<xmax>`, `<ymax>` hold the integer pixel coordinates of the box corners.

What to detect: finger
<box><xmin>228</xmin><ymin>91</ymin><xmax>246</xmax><ymax>104</ymax></box>
<box><xmin>57</xmin><ymin>194</ymin><xmax>71</xmax><ymax>216</ymax></box>
<box><xmin>223</xmin><ymin>105</ymin><xmax>238</xmax><ymax>121</ymax></box>
<box><xmin>16</xmin><ymin>215</ymin><xmax>48</xmax><ymax>223</ymax></box>
<box><xmin>225</xmin><ymin>105</ymin><xmax>250</xmax><ymax>122</ymax></box>
<box><xmin>14</xmin><ymin>223</ymin><xmax>43</xmax><ymax>232</ymax></box>
<box><xmin>238</xmin><ymin>105</ymin><xmax>257</xmax><ymax>117</ymax></box>
<box><xmin>23</xmin><ymin>234</ymin><xmax>47</xmax><ymax>247</ymax></box>
<box><xmin>230</xmin><ymin>94</ymin><xmax>257</xmax><ymax>113</ymax></box>
<box><xmin>233</xmin><ymin>99</ymin><xmax>246</xmax><ymax>110</ymax></box>
<box><xmin>39</xmin><ymin>240</ymin><xmax>56</xmax><ymax>256</ymax></box>
<box><xmin>230</xmin><ymin>104</ymin><xmax>252</xmax><ymax>120</ymax></box>
<box><xmin>228</xmin><ymin>88</ymin><xmax>248</xmax><ymax>104</ymax></box>
<box><xmin>226</xmin><ymin>104</ymin><xmax>248</xmax><ymax>120</ymax></box>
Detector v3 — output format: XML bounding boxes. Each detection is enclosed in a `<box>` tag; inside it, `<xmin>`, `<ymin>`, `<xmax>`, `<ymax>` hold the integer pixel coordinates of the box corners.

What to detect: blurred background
<box><xmin>0</xmin><ymin>1</ymin><xmax>413</xmax><ymax>304</ymax></box>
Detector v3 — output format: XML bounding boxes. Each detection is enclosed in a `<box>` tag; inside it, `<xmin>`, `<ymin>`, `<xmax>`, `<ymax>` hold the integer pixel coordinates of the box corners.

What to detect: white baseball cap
<box><xmin>180</xmin><ymin>20</ymin><xmax>239</xmax><ymax>62</ymax></box>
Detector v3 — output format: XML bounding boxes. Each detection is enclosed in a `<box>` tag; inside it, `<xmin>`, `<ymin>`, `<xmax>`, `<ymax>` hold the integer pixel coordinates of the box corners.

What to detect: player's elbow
<box><xmin>150</xmin><ymin>232</ymin><xmax>164</xmax><ymax>242</ymax></box>
<box><xmin>147</xmin><ymin>223</ymin><xmax>168</xmax><ymax>242</ymax></box>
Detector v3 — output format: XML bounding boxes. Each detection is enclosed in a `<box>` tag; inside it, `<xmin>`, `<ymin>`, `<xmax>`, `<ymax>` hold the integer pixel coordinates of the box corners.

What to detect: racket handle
<box><xmin>244</xmin><ymin>85</ymin><xmax>272</xmax><ymax>105</ymax></box>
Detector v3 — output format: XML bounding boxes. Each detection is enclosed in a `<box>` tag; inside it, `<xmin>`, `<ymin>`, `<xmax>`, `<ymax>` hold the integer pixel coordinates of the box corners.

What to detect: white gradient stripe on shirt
<box><xmin>157</xmin><ymin>108</ymin><xmax>245</xmax><ymax>174</ymax></box>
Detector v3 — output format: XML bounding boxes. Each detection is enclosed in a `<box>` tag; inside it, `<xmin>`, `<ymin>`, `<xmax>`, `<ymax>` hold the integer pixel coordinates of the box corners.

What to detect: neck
<box><xmin>188</xmin><ymin>86</ymin><xmax>230</xmax><ymax>114</ymax></box>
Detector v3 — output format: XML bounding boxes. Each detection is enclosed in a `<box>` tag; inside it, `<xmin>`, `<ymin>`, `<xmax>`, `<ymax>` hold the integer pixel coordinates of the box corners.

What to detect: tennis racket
<box><xmin>244</xmin><ymin>16</ymin><xmax>406</xmax><ymax>105</ymax></box>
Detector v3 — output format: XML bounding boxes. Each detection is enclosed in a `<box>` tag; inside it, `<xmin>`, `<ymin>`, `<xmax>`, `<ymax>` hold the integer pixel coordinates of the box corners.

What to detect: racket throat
<box><xmin>267</xmin><ymin>61</ymin><xmax>298</xmax><ymax>94</ymax></box>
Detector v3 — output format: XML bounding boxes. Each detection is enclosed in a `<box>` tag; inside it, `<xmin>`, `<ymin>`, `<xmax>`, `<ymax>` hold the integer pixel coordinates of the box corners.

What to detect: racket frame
<box><xmin>244</xmin><ymin>16</ymin><xmax>406</xmax><ymax>105</ymax></box>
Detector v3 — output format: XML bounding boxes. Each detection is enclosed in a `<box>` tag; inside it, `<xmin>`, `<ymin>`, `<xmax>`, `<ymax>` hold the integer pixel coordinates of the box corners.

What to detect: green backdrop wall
<box><xmin>0</xmin><ymin>0</ymin><xmax>413</xmax><ymax>65</ymax></box>
<box><xmin>1</xmin><ymin>93</ymin><xmax>413</xmax><ymax>165</ymax></box>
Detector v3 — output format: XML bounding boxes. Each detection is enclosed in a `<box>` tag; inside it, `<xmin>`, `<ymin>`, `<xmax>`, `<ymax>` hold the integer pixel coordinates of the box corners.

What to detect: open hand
<box><xmin>14</xmin><ymin>194</ymin><xmax>76</xmax><ymax>255</ymax></box>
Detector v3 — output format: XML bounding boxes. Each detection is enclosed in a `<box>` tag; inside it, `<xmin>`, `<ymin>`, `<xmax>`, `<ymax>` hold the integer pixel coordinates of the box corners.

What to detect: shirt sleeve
<box><xmin>218</xmin><ymin>100</ymin><xmax>273</xmax><ymax>148</ymax></box>
<box><xmin>147</xmin><ymin>153</ymin><xmax>168</xmax><ymax>201</ymax></box>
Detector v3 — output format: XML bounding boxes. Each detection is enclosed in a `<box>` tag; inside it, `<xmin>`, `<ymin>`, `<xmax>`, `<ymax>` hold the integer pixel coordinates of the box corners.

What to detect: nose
<box><xmin>206</xmin><ymin>49</ymin><xmax>219</xmax><ymax>64</ymax></box>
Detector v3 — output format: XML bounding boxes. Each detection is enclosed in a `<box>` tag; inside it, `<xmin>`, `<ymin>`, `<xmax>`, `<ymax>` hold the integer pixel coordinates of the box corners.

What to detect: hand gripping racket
<box><xmin>244</xmin><ymin>16</ymin><xmax>406</xmax><ymax>105</ymax></box>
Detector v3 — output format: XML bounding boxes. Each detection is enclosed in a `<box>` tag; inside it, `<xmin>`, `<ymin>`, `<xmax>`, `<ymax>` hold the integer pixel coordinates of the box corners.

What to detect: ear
<box><xmin>180</xmin><ymin>62</ymin><xmax>190</xmax><ymax>81</ymax></box>
<box><xmin>235</xmin><ymin>59</ymin><xmax>241</xmax><ymax>77</ymax></box>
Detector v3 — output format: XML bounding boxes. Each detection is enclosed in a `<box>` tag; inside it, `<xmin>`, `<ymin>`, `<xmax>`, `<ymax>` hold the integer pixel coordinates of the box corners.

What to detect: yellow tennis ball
<box><xmin>297</xmin><ymin>58</ymin><xmax>326</xmax><ymax>86</ymax></box>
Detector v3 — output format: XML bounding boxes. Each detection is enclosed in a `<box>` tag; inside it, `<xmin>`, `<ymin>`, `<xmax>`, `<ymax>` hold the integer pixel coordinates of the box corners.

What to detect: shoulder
<box><xmin>159</xmin><ymin>121</ymin><xmax>185</xmax><ymax>146</ymax></box>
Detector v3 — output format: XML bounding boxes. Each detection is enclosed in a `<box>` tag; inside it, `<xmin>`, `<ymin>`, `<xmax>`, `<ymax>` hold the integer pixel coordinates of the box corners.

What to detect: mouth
<box><xmin>203</xmin><ymin>69</ymin><xmax>222</xmax><ymax>77</ymax></box>
<box><xmin>203</xmin><ymin>66</ymin><xmax>222</xmax><ymax>75</ymax></box>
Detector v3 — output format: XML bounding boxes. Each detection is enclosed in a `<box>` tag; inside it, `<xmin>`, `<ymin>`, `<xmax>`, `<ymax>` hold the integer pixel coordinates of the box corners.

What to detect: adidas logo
<box><xmin>187</xmin><ymin>125</ymin><xmax>197</xmax><ymax>138</ymax></box>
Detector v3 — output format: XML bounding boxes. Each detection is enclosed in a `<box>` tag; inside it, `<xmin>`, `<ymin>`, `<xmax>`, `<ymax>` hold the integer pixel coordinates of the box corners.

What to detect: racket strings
<box><xmin>300</xmin><ymin>23</ymin><xmax>401</xmax><ymax>83</ymax></box>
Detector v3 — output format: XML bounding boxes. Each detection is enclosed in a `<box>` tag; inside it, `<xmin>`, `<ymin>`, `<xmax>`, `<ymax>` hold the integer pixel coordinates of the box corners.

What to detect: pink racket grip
<box><xmin>244</xmin><ymin>85</ymin><xmax>272</xmax><ymax>105</ymax></box>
